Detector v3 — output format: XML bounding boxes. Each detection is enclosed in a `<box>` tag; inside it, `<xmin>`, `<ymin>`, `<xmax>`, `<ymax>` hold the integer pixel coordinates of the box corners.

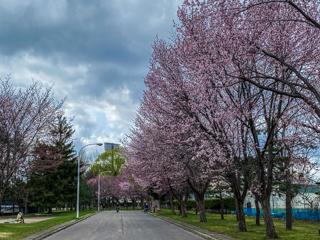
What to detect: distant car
<box><xmin>0</xmin><ymin>205</ymin><xmax>20</xmax><ymax>214</ymax></box>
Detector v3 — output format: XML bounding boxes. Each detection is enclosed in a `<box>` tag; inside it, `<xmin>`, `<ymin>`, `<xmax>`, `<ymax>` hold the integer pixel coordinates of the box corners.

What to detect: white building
<box><xmin>245</xmin><ymin>185</ymin><xmax>319</xmax><ymax>210</ymax></box>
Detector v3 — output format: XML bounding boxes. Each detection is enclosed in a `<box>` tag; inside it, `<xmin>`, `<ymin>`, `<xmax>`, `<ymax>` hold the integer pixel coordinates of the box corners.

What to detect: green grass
<box><xmin>0</xmin><ymin>210</ymin><xmax>95</xmax><ymax>240</ymax></box>
<box><xmin>156</xmin><ymin>209</ymin><xmax>320</xmax><ymax>240</ymax></box>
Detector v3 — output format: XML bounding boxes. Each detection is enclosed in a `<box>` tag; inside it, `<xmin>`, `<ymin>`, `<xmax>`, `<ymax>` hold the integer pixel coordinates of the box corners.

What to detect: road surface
<box><xmin>45</xmin><ymin>211</ymin><xmax>205</xmax><ymax>240</ymax></box>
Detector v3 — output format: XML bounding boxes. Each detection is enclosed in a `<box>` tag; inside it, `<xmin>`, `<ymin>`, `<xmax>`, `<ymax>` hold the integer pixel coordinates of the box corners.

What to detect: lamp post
<box><xmin>77</xmin><ymin>143</ymin><xmax>103</xmax><ymax>219</ymax></box>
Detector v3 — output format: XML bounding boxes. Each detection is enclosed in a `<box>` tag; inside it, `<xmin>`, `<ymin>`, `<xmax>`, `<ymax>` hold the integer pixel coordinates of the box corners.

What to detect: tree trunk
<box><xmin>195</xmin><ymin>192</ymin><xmax>207</xmax><ymax>222</ymax></box>
<box><xmin>286</xmin><ymin>187</ymin><xmax>293</xmax><ymax>230</ymax></box>
<box><xmin>0</xmin><ymin>194</ymin><xmax>3</xmax><ymax>216</ymax></box>
<box><xmin>234</xmin><ymin>197</ymin><xmax>247</xmax><ymax>232</ymax></box>
<box><xmin>180</xmin><ymin>200</ymin><xmax>187</xmax><ymax>217</ymax></box>
<box><xmin>169</xmin><ymin>194</ymin><xmax>175</xmax><ymax>214</ymax></box>
<box><xmin>24</xmin><ymin>194</ymin><xmax>28</xmax><ymax>214</ymax></box>
<box><xmin>181</xmin><ymin>195</ymin><xmax>188</xmax><ymax>218</ymax></box>
<box><xmin>261</xmin><ymin>198</ymin><xmax>278</xmax><ymax>239</ymax></box>
<box><xmin>220</xmin><ymin>192</ymin><xmax>224</xmax><ymax>220</ymax></box>
<box><xmin>255</xmin><ymin>197</ymin><xmax>260</xmax><ymax>226</ymax></box>
<box><xmin>0</xmin><ymin>191</ymin><xmax>4</xmax><ymax>211</ymax></box>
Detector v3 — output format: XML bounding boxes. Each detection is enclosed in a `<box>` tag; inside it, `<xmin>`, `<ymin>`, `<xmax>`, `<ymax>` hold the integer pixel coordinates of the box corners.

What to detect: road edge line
<box><xmin>149</xmin><ymin>213</ymin><xmax>233</xmax><ymax>240</ymax></box>
<box><xmin>24</xmin><ymin>212</ymin><xmax>97</xmax><ymax>240</ymax></box>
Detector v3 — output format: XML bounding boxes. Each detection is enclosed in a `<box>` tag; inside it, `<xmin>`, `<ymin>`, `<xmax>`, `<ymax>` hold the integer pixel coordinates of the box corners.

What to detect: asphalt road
<box><xmin>45</xmin><ymin>211</ymin><xmax>205</xmax><ymax>240</ymax></box>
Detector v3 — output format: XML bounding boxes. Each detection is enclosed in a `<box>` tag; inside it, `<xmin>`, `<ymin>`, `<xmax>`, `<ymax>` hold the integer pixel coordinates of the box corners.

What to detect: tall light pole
<box><xmin>77</xmin><ymin>143</ymin><xmax>103</xmax><ymax>219</ymax></box>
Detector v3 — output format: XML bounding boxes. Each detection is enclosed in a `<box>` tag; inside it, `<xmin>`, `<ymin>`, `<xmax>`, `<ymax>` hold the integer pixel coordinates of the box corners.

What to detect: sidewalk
<box><xmin>0</xmin><ymin>216</ymin><xmax>54</xmax><ymax>224</ymax></box>
<box><xmin>151</xmin><ymin>213</ymin><xmax>234</xmax><ymax>240</ymax></box>
<box><xmin>24</xmin><ymin>212</ymin><xmax>96</xmax><ymax>240</ymax></box>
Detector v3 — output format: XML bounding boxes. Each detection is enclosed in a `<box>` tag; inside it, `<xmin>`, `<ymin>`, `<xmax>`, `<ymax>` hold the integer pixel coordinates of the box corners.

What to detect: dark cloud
<box><xmin>0</xmin><ymin>0</ymin><xmax>178</xmax><ymax>63</ymax></box>
<box><xmin>0</xmin><ymin>0</ymin><xmax>181</xmax><ymax>148</ymax></box>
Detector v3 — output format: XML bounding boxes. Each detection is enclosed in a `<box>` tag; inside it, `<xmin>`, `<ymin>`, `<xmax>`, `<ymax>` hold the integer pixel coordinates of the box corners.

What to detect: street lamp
<box><xmin>76</xmin><ymin>143</ymin><xmax>103</xmax><ymax>219</ymax></box>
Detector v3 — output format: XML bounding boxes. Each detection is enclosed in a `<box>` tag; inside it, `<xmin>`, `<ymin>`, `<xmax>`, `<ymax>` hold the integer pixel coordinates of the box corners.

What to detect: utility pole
<box><xmin>77</xmin><ymin>143</ymin><xmax>103</xmax><ymax>218</ymax></box>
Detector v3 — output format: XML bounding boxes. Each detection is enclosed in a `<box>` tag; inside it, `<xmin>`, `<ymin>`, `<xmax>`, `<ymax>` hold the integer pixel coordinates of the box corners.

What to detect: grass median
<box><xmin>0</xmin><ymin>210</ymin><xmax>95</xmax><ymax>240</ymax></box>
<box><xmin>156</xmin><ymin>209</ymin><xmax>320</xmax><ymax>240</ymax></box>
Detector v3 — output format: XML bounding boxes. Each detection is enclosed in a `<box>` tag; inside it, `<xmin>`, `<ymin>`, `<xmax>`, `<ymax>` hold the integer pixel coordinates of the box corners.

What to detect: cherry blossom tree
<box><xmin>124</xmin><ymin>0</ymin><xmax>318</xmax><ymax>238</ymax></box>
<box><xmin>223</xmin><ymin>0</ymin><xmax>320</xmax><ymax>133</ymax></box>
<box><xmin>125</xmin><ymin>118</ymin><xmax>192</xmax><ymax>216</ymax></box>
<box><xmin>125</xmin><ymin>38</ymin><xmax>254</xmax><ymax>225</ymax></box>
<box><xmin>126</xmin><ymin>102</ymin><xmax>215</xmax><ymax>222</ymax></box>
<box><xmin>247</xmin><ymin>1</ymin><xmax>320</xmax><ymax>30</ymax></box>
<box><xmin>175</xmin><ymin>1</ymin><xmax>317</xmax><ymax>237</ymax></box>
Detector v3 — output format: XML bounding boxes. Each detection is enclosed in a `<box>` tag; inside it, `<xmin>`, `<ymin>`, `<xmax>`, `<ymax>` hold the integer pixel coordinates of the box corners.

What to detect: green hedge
<box><xmin>173</xmin><ymin>198</ymin><xmax>235</xmax><ymax>210</ymax></box>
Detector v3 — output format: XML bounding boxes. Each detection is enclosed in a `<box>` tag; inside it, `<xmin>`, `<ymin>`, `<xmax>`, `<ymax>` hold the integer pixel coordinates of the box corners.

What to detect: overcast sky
<box><xmin>0</xmin><ymin>0</ymin><xmax>181</xmax><ymax>151</ymax></box>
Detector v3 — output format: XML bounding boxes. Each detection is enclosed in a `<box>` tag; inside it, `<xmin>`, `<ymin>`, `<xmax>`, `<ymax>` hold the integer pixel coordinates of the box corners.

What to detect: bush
<box><xmin>186</xmin><ymin>200</ymin><xmax>197</xmax><ymax>210</ymax></box>
<box><xmin>184</xmin><ymin>197</ymin><xmax>235</xmax><ymax>211</ymax></box>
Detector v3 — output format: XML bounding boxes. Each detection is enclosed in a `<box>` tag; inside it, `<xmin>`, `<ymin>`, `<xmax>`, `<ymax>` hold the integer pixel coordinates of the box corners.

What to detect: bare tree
<box><xmin>0</xmin><ymin>78</ymin><xmax>62</xmax><ymax>201</ymax></box>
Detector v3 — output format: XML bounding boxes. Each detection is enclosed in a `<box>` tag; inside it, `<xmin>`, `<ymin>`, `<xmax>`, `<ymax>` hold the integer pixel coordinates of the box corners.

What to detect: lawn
<box><xmin>156</xmin><ymin>209</ymin><xmax>320</xmax><ymax>240</ymax></box>
<box><xmin>0</xmin><ymin>210</ymin><xmax>95</xmax><ymax>240</ymax></box>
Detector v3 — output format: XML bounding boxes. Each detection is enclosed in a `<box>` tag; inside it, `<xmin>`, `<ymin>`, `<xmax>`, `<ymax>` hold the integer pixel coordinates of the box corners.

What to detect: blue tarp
<box><xmin>244</xmin><ymin>208</ymin><xmax>320</xmax><ymax>221</ymax></box>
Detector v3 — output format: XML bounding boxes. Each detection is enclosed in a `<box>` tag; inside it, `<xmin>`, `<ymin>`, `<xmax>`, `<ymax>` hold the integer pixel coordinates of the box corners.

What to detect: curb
<box><xmin>150</xmin><ymin>213</ymin><xmax>233</xmax><ymax>240</ymax></box>
<box><xmin>24</xmin><ymin>212</ymin><xmax>97</xmax><ymax>240</ymax></box>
